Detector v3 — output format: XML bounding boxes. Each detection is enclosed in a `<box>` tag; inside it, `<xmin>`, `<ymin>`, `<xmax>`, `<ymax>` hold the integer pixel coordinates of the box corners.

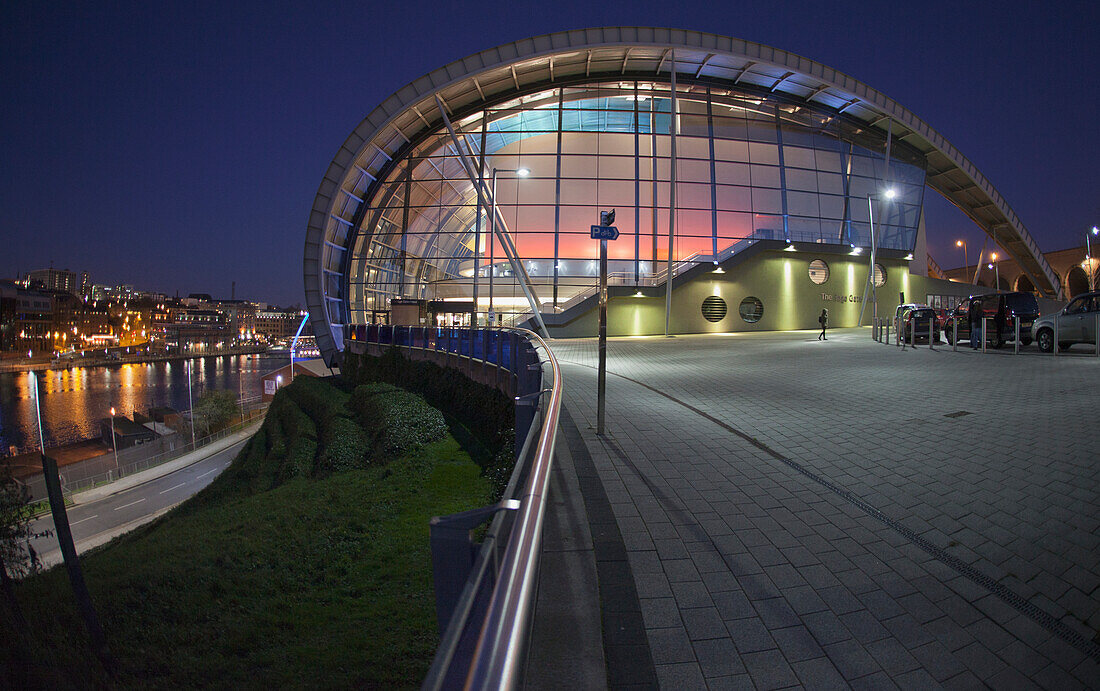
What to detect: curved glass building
<box><xmin>306</xmin><ymin>28</ymin><xmax>1058</xmax><ymax>362</ymax></box>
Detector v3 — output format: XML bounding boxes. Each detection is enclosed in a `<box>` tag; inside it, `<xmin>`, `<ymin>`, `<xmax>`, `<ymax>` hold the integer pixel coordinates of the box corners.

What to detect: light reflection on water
<box><xmin>0</xmin><ymin>354</ymin><xmax>289</xmax><ymax>455</ymax></box>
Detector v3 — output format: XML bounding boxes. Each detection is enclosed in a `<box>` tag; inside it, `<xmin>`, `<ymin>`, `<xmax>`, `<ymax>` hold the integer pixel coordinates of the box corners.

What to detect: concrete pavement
<box><xmin>546</xmin><ymin>328</ymin><xmax>1099</xmax><ymax>688</ymax></box>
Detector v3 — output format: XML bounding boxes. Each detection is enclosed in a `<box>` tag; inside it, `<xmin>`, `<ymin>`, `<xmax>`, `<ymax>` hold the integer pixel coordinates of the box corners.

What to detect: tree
<box><xmin>1</xmin><ymin>467</ymin><xmax>48</xmax><ymax>627</ymax></box>
<box><xmin>192</xmin><ymin>390</ymin><xmax>239</xmax><ymax>438</ymax></box>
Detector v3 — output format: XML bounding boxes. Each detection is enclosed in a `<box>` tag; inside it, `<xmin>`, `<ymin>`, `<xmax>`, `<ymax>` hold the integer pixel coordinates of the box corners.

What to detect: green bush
<box><xmin>343</xmin><ymin>349</ymin><xmax>515</xmax><ymax>476</ymax></box>
<box><xmin>350</xmin><ymin>383</ymin><xmax>448</xmax><ymax>459</ymax></box>
<box><xmin>319</xmin><ymin>416</ymin><xmax>368</xmax><ymax>473</ymax></box>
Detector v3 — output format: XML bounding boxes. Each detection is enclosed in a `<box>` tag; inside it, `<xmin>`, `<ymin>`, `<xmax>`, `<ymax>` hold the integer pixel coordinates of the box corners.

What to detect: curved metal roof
<box><xmin>305</xmin><ymin>26</ymin><xmax>1059</xmax><ymax>358</ymax></box>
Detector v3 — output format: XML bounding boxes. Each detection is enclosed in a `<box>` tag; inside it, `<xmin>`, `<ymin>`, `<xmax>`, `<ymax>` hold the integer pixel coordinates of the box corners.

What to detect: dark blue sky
<box><xmin>3</xmin><ymin>1</ymin><xmax>1097</xmax><ymax>305</ymax></box>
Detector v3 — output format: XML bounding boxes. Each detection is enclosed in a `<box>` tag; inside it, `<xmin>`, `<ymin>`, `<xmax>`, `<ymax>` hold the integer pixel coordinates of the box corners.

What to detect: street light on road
<box><xmin>1086</xmin><ymin>226</ymin><xmax>1099</xmax><ymax>292</ymax></box>
<box><xmin>109</xmin><ymin>407</ymin><xmax>120</xmax><ymax>474</ymax></box>
<box><xmin>955</xmin><ymin>239</ymin><xmax>970</xmax><ymax>282</ymax></box>
<box><xmin>990</xmin><ymin>252</ymin><xmax>1000</xmax><ymax>290</ymax></box>
<box><xmin>861</xmin><ymin>187</ymin><xmax>896</xmax><ymax>327</ymax></box>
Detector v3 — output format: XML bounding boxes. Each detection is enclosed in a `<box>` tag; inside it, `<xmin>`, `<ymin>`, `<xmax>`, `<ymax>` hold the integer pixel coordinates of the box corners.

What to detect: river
<box><xmin>0</xmin><ymin>353</ymin><xmax>290</xmax><ymax>455</ymax></box>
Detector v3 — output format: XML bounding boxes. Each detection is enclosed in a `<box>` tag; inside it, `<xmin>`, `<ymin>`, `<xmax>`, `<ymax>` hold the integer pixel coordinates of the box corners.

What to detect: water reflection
<box><xmin>0</xmin><ymin>354</ymin><xmax>289</xmax><ymax>454</ymax></box>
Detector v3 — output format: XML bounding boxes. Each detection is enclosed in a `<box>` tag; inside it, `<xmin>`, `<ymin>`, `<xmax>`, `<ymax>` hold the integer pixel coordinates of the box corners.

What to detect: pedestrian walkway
<box><xmin>546</xmin><ymin>328</ymin><xmax>1099</xmax><ymax>688</ymax></box>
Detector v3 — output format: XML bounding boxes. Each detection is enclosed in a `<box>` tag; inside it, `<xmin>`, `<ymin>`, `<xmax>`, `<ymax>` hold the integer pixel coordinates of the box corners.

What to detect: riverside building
<box><xmin>304</xmin><ymin>28</ymin><xmax>1059</xmax><ymax>363</ymax></box>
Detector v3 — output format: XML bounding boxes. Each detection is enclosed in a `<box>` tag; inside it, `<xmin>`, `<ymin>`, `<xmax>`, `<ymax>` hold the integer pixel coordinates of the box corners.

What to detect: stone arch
<box><xmin>1067</xmin><ymin>266</ymin><xmax>1090</xmax><ymax>298</ymax></box>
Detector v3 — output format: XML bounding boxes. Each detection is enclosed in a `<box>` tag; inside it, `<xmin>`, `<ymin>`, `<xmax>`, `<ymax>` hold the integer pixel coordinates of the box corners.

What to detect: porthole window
<box><xmin>873</xmin><ymin>264</ymin><xmax>887</xmax><ymax>287</ymax></box>
<box><xmin>739</xmin><ymin>296</ymin><xmax>764</xmax><ymax>323</ymax></box>
<box><xmin>701</xmin><ymin>296</ymin><xmax>727</xmax><ymax>322</ymax></box>
<box><xmin>808</xmin><ymin>259</ymin><xmax>829</xmax><ymax>285</ymax></box>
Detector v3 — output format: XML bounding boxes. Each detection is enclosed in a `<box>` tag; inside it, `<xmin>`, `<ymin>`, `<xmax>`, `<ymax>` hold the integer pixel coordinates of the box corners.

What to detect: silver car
<box><xmin>1031</xmin><ymin>291</ymin><xmax>1100</xmax><ymax>352</ymax></box>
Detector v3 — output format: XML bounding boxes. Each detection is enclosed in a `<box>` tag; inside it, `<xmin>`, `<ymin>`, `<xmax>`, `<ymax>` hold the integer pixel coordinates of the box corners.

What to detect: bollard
<box><xmin>1054</xmin><ymin>317</ymin><xmax>1059</xmax><ymax>356</ymax></box>
<box><xmin>982</xmin><ymin>317</ymin><xmax>988</xmax><ymax>354</ymax></box>
<box><xmin>885</xmin><ymin>319</ymin><xmax>890</xmax><ymax>345</ymax></box>
<box><xmin>1015</xmin><ymin>319</ymin><xmax>1020</xmax><ymax>355</ymax></box>
<box><xmin>929</xmin><ymin>316</ymin><xmax>934</xmax><ymax>350</ymax></box>
<box><xmin>952</xmin><ymin>318</ymin><xmax>958</xmax><ymax>352</ymax></box>
<box><xmin>911</xmin><ymin>319</ymin><xmax>915</xmax><ymax>349</ymax></box>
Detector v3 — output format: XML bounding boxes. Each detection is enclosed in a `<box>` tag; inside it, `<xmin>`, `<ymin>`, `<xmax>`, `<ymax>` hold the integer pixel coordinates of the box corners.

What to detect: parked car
<box><xmin>892</xmin><ymin>303</ymin><xmax>930</xmax><ymax>334</ymax></box>
<box><xmin>1031</xmin><ymin>290</ymin><xmax>1100</xmax><ymax>352</ymax></box>
<box><xmin>899</xmin><ymin>306</ymin><xmax>940</xmax><ymax>343</ymax></box>
<box><xmin>943</xmin><ymin>292</ymin><xmax>1039</xmax><ymax>348</ymax></box>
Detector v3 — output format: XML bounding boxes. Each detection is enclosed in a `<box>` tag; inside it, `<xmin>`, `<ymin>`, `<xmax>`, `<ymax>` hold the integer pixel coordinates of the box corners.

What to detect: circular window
<box><xmin>701</xmin><ymin>296</ymin><xmax>727</xmax><ymax>322</ymax></box>
<box><xmin>808</xmin><ymin>259</ymin><xmax>829</xmax><ymax>285</ymax></box>
<box><xmin>873</xmin><ymin>263</ymin><xmax>887</xmax><ymax>287</ymax></box>
<box><xmin>739</xmin><ymin>296</ymin><xmax>764</xmax><ymax>323</ymax></box>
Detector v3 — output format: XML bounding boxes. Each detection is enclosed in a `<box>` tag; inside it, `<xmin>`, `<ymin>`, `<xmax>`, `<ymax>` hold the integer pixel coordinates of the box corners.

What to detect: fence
<box><xmin>346</xmin><ymin>325</ymin><xmax>562</xmax><ymax>690</ymax></box>
<box><xmin>21</xmin><ymin>398</ymin><xmax>268</xmax><ymax>503</ymax></box>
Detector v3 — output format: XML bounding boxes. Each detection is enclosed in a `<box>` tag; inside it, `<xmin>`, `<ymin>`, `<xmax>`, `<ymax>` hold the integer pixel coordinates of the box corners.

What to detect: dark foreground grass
<box><xmin>4</xmin><ymin>394</ymin><xmax>493</xmax><ymax>689</ymax></box>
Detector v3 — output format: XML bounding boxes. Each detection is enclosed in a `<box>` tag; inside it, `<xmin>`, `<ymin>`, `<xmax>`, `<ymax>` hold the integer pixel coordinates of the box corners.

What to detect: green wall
<box><xmin>547</xmin><ymin>249</ymin><xmax>916</xmax><ymax>337</ymax></box>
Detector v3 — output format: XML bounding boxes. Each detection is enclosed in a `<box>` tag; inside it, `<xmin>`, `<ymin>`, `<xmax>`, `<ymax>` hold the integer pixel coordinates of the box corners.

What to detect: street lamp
<box><xmin>487</xmin><ymin>166</ymin><xmax>530</xmax><ymax>324</ymax></box>
<box><xmin>1086</xmin><ymin>226</ymin><xmax>1099</xmax><ymax>292</ymax></box>
<box><xmin>109</xmin><ymin>406</ymin><xmax>120</xmax><ymax>473</ymax></box>
<box><xmin>861</xmin><ymin>188</ymin><xmax>896</xmax><ymax>327</ymax></box>
<box><xmin>990</xmin><ymin>252</ymin><xmax>1000</xmax><ymax>290</ymax></box>
<box><xmin>186</xmin><ymin>358</ymin><xmax>196</xmax><ymax>449</ymax></box>
<box><xmin>955</xmin><ymin>239</ymin><xmax>970</xmax><ymax>282</ymax></box>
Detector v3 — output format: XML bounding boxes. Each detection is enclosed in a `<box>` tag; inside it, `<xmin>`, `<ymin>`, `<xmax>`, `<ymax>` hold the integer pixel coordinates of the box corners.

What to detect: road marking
<box><xmin>159</xmin><ymin>482</ymin><xmax>187</xmax><ymax>494</ymax></box>
<box><xmin>196</xmin><ymin>468</ymin><xmax>217</xmax><ymax>479</ymax></box>
<box><xmin>114</xmin><ymin>498</ymin><xmax>146</xmax><ymax>511</ymax></box>
<box><xmin>71</xmin><ymin>514</ymin><xmax>99</xmax><ymax>526</ymax></box>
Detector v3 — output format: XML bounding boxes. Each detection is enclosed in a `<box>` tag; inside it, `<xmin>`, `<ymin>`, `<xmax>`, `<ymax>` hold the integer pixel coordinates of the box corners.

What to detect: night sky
<box><xmin>3</xmin><ymin>1</ymin><xmax>1097</xmax><ymax>306</ymax></box>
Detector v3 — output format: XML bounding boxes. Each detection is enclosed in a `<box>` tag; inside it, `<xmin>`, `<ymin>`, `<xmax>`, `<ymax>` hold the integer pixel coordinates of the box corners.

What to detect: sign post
<box><xmin>593</xmin><ymin>211</ymin><xmax>617</xmax><ymax>435</ymax></box>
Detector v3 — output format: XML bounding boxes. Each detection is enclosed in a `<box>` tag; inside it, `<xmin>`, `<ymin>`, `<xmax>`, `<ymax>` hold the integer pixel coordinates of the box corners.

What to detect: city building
<box><xmin>303</xmin><ymin>28</ymin><xmax>1060</xmax><ymax>364</ymax></box>
<box><xmin>26</xmin><ymin>267</ymin><xmax>83</xmax><ymax>297</ymax></box>
<box><xmin>943</xmin><ymin>244</ymin><xmax>1099</xmax><ymax>298</ymax></box>
<box><xmin>254</xmin><ymin>308</ymin><xmax>310</xmax><ymax>341</ymax></box>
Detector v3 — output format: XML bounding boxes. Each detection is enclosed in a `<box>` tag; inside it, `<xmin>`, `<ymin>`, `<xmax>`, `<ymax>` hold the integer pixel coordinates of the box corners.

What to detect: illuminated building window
<box><xmin>808</xmin><ymin>259</ymin><xmax>830</xmax><ymax>285</ymax></box>
<box><xmin>739</xmin><ymin>297</ymin><xmax>764</xmax><ymax>323</ymax></box>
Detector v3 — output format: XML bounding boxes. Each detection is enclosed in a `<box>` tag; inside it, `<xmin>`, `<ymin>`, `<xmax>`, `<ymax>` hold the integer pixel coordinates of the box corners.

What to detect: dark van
<box><xmin>943</xmin><ymin>292</ymin><xmax>1040</xmax><ymax>348</ymax></box>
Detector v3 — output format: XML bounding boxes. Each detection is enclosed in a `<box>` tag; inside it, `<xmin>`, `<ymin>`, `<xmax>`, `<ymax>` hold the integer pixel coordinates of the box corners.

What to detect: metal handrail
<box><xmin>348</xmin><ymin>324</ymin><xmax>561</xmax><ymax>688</ymax></box>
<box><xmin>464</xmin><ymin>327</ymin><xmax>561</xmax><ymax>689</ymax></box>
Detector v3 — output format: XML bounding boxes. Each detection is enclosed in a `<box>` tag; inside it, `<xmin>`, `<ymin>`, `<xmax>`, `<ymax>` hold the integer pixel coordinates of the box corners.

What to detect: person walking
<box><xmin>969</xmin><ymin>298</ymin><xmax>982</xmax><ymax>350</ymax></box>
<box><xmin>818</xmin><ymin>308</ymin><xmax>828</xmax><ymax>340</ymax></box>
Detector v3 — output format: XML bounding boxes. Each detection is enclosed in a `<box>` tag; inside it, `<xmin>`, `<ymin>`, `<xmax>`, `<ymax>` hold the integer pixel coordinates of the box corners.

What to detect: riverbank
<box><xmin>0</xmin><ymin>344</ymin><xmax>269</xmax><ymax>374</ymax></box>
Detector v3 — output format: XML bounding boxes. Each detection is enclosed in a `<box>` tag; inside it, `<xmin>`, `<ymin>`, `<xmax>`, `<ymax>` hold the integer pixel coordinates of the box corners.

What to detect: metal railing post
<box><xmin>1054</xmin><ymin>317</ymin><xmax>1059</xmax><ymax>356</ymax></box>
<box><xmin>1015</xmin><ymin>319</ymin><xmax>1020</xmax><ymax>355</ymax></box>
<box><xmin>885</xmin><ymin>319</ymin><xmax>890</xmax><ymax>345</ymax></box>
<box><xmin>952</xmin><ymin>318</ymin><xmax>958</xmax><ymax>352</ymax></box>
<box><xmin>910</xmin><ymin>319</ymin><xmax>915</xmax><ymax>349</ymax></box>
<box><xmin>1095</xmin><ymin>314</ymin><xmax>1099</xmax><ymax>357</ymax></box>
<box><xmin>982</xmin><ymin>317</ymin><xmax>988</xmax><ymax>354</ymax></box>
<box><xmin>929</xmin><ymin>316</ymin><xmax>934</xmax><ymax>350</ymax></box>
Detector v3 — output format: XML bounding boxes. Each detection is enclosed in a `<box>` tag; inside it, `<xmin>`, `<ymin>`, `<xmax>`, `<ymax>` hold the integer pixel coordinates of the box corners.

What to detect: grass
<box><xmin>3</xmin><ymin>378</ymin><xmax>495</xmax><ymax>689</ymax></box>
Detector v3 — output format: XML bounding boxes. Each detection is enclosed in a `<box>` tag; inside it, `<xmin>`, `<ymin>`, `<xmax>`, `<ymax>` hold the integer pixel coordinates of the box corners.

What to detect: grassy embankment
<box><xmin>2</xmin><ymin>371</ymin><xmax>506</xmax><ymax>689</ymax></box>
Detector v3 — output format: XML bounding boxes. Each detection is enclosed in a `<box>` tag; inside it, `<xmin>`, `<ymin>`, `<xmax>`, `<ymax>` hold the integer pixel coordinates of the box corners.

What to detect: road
<box><xmin>29</xmin><ymin>438</ymin><xmax>245</xmax><ymax>566</ymax></box>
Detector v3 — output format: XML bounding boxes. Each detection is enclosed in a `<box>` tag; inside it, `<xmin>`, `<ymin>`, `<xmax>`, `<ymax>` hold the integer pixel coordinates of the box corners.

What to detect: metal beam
<box><xmin>434</xmin><ymin>95</ymin><xmax>549</xmax><ymax>338</ymax></box>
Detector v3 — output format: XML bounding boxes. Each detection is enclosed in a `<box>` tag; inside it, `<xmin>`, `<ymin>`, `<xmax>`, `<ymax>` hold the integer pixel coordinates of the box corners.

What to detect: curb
<box><xmin>71</xmin><ymin>421</ymin><xmax>263</xmax><ymax>505</ymax></box>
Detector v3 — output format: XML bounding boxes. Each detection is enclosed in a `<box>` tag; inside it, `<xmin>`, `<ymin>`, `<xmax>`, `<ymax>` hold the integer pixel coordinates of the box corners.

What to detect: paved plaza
<box><xmin>544</xmin><ymin>328</ymin><xmax>1100</xmax><ymax>688</ymax></box>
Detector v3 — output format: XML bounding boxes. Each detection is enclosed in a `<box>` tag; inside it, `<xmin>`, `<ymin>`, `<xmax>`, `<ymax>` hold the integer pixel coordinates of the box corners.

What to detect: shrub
<box><xmin>318</xmin><ymin>417</ymin><xmax>368</xmax><ymax>473</ymax></box>
<box><xmin>344</xmin><ymin>348</ymin><xmax>515</xmax><ymax>467</ymax></box>
<box><xmin>350</xmin><ymin>383</ymin><xmax>448</xmax><ymax>459</ymax></box>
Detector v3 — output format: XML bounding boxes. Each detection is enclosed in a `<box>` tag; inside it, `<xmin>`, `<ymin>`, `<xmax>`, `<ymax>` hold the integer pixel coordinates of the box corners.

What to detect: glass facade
<box><xmin>338</xmin><ymin>80</ymin><xmax>927</xmax><ymax>326</ymax></box>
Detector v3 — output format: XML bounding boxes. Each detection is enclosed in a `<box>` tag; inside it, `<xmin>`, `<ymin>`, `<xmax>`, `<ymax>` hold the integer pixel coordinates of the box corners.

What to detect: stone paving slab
<box><xmin>549</xmin><ymin>328</ymin><xmax>1099</xmax><ymax>688</ymax></box>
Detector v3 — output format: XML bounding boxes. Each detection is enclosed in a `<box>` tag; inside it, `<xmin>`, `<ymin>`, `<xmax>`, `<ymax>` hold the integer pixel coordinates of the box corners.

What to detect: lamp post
<box><xmin>27</xmin><ymin>371</ymin><xmax>113</xmax><ymax>669</ymax></box>
<box><xmin>860</xmin><ymin>188</ymin><xmax>897</xmax><ymax>326</ymax></box>
<box><xmin>956</xmin><ymin>239</ymin><xmax>969</xmax><ymax>281</ymax></box>
<box><xmin>109</xmin><ymin>406</ymin><xmax>119</xmax><ymax>473</ymax></box>
<box><xmin>990</xmin><ymin>252</ymin><xmax>1000</xmax><ymax>291</ymax></box>
<box><xmin>186</xmin><ymin>358</ymin><xmax>196</xmax><ymax>449</ymax></box>
<box><xmin>487</xmin><ymin>166</ymin><xmax>530</xmax><ymax>322</ymax></box>
<box><xmin>1086</xmin><ymin>226</ymin><xmax>1099</xmax><ymax>292</ymax></box>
